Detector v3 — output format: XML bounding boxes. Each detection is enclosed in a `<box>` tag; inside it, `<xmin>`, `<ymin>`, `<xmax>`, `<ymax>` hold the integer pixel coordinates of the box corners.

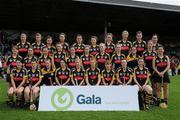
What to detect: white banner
<box><xmin>38</xmin><ymin>86</ymin><xmax>139</xmax><ymax>111</ymax></box>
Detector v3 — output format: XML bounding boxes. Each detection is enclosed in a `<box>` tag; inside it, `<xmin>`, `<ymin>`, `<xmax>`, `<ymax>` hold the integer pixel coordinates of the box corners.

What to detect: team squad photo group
<box><xmin>2</xmin><ymin>30</ymin><xmax>170</xmax><ymax>111</ymax></box>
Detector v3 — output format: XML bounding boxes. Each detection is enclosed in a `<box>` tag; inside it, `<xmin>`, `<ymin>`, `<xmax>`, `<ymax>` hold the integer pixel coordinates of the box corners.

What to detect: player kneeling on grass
<box><xmin>7</xmin><ymin>60</ymin><xmax>27</xmax><ymax>108</ymax></box>
<box><xmin>24</xmin><ymin>61</ymin><xmax>42</xmax><ymax>110</ymax></box>
<box><xmin>134</xmin><ymin>58</ymin><xmax>153</xmax><ymax>110</ymax></box>
<box><xmin>116</xmin><ymin>59</ymin><xmax>133</xmax><ymax>85</ymax></box>
<box><xmin>101</xmin><ymin>60</ymin><xmax>115</xmax><ymax>85</ymax></box>
<box><xmin>85</xmin><ymin>58</ymin><xmax>101</xmax><ymax>86</ymax></box>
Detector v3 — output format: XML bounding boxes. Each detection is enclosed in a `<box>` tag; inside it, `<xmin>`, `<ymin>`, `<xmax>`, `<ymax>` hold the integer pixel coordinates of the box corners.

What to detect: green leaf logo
<box><xmin>51</xmin><ymin>88</ymin><xmax>73</xmax><ymax>111</ymax></box>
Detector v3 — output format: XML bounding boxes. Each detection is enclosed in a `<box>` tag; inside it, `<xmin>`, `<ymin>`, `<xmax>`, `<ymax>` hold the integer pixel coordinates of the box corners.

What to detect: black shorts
<box><xmin>137</xmin><ymin>80</ymin><xmax>146</xmax><ymax>86</ymax></box>
<box><xmin>152</xmin><ymin>72</ymin><xmax>170</xmax><ymax>83</ymax></box>
<box><xmin>13</xmin><ymin>81</ymin><xmax>25</xmax><ymax>88</ymax></box>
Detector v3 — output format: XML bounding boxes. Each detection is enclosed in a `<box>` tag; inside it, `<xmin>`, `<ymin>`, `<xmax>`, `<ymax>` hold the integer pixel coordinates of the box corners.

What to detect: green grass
<box><xmin>0</xmin><ymin>76</ymin><xmax>180</xmax><ymax>120</ymax></box>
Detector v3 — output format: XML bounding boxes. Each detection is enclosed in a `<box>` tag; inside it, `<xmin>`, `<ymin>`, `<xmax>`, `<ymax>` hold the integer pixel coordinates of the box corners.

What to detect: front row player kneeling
<box><xmin>7</xmin><ymin>60</ymin><xmax>27</xmax><ymax>108</ymax></box>
<box><xmin>134</xmin><ymin>58</ymin><xmax>153</xmax><ymax>110</ymax></box>
<box><xmin>71</xmin><ymin>58</ymin><xmax>85</xmax><ymax>86</ymax></box>
<box><xmin>116</xmin><ymin>59</ymin><xmax>133</xmax><ymax>85</ymax></box>
<box><xmin>24</xmin><ymin>61</ymin><xmax>43</xmax><ymax>110</ymax></box>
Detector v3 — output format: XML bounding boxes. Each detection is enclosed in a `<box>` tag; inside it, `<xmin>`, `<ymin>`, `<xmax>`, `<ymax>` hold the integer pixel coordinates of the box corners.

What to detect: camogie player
<box><xmin>38</xmin><ymin>46</ymin><xmax>53</xmax><ymax>69</ymax></box>
<box><xmin>111</xmin><ymin>44</ymin><xmax>125</xmax><ymax>71</ymax></box>
<box><xmin>133</xmin><ymin>31</ymin><xmax>146</xmax><ymax>57</ymax></box>
<box><xmin>105</xmin><ymin>33</ymin><xmax>115</xmax><ymax>57</ymax></box>
<box><xmin>152</xmin><ymin>46</ymin><xmax>170</xmax><ymax>107</ymax></box>
<box><xmin>46</xmin><ymin>35</ymin><xmax>56</xmax><ymax>57</ymax></box>
<box><xmin>7</xmin><ymin>60</ymin><xmax>27</xmax><ymax>108</ymax></box>
<box><xmin>80</xmin><ymin>45</ymin><xmax>94</xmax><ymax>70</ymax></box>
<box><xmin>23</xmin><ymin>47</ymin><xmax>38</xmax><ymax>70</ymax></box>
<box><xmin>95</xmin><ymin>43</ymin><xmax>110</xmax><ymax>71</ymax></box>
<box><xmin>71</xmin><ymin>58</ymin><xmax>85</xmax><ymax>86</ymax></box>
<box><xmin>16</xmin><ymin>33</ymin><xmax>30</xmax><ymax>58</ymax></box>
<box><xmin>53</xmin><ymin>43</ymin><xmax>66</xmax><ymax>68</ymax></box>
<box><xmin>73</xmin><ymin>34</ymin><xmax>85</xmax><ymax>57</ymax></box>
<box><xmin>85</xmin><ymin>58</ymin><xmax>101</xmax><ymax>86</ymax></box>
<box><xmin>116</xmin><ymin>59</ymin><xmax>133</xmax><ymax>85</ymax></box>
<box><xmin>32</xmin><ymin>33</ymin><xmax>45</xmax><ymax>57</ymax></box>
<box><xmin>151</xmin><ymin>34</ymin><xmax>162</xmax><ymax>52</ymax></box>
<box><xmin>143</xmin><ymin>41</ymin><xmax>157</xmax><ymax>100</ymax></box>
<box><xmin>24</xmin><ymin>61</ymin><xmax>42</xmax><ymax>110</ymax></box>
<box><xmin>118</xmin><ymin>30</ymin><xmax>132</xmax><ymax>57</ymax></box>
<box><xmin>6</xmin><ymin>46</ymin><xmax>22</xmax><ymax>83</ymax></box>
<box><xmin>66</xmin><ymin>46</ymin><xmax>79</xmax><ymax>70</ymax></box>
<box><xmin>134</xmin><ymin>58</ymin><xmax>152</xmax><ymax>110</ymax></box>
<box><xmin>126</xmin><ymin>47</ymin><xmax>138</xmax><ymax>69</ymax></box>
<box><xmin>41</xmin><ymin>59</ymin><xmax>56</xmax><ymax>86</ymax></box>
<box><xmin>59</xmin><ymin>33</ymin><xmax>69</xmax><ymax>54</ymax></box>
<box><xmin>101</xmin><ymin>60</ymin><xmax>115</xmax><ymax>86</ymax></box>
<box><xmin>89</xmin><ymin>36</ymin><xmax>99</xmax><ymax>56</ymax></box>
<box><xmin>55</xmin><ymin>60</ymin><xmax>71</xmax><ymax>86</ymax></box>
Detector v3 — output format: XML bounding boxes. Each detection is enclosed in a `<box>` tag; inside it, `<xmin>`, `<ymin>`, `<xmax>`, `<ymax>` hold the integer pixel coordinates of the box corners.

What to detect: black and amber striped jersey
<box><xmin>61</xmin><ymin>42</ymin><xmax>69</xmax><ymax>54</ymax></box>
<box><xmin>111</xmin><ymin>53</ymin><xmax>125</xmax><ymax>70</ymax></box>
<box><xmin>80</xmin><ymin>54</ymin><xmax>94</xmax><ymax>70</ymax></box>
<box><xmin>89</xmin><ymin>45</ymin><xmax>99</xmax><ymax>56</ymax></box>
<box><xmin>116</xmin><ymin>67</ymin><xmax>133</xmax><ymax>84</ymax></box>
<box><xmin>6</xmin><ymin>55</ymin><xmax>22</xmax><ymax>71</ymax></box>
<box><xmin>53</xmin><ymin>52</ymin><xmax>66</xmax><ymax>68</ymax></box>
<box><xmin>11</xmin><ymin>68</ymin><xmax>27</xmax><ymax>86</ymax></box>
<box><xmin>133</xmin><ymin>40</ymin><xmax>146</xmax><ymax>57</ymax></box>
<box><xmin>27</xmin><ymin>69</ymin><xmax>42</xmax><ymax>86</ymax></box>
<box><xmin>66</xmin><ymin>55</ymin><xmax>79</xmax><ymax>70</ymax></box>
<box><xmin>154</xmin><ymin>55</ymin><xmax>169</xmax><ymax>72</ymax></box>
<box><xmin>143</xmin><ymin>51</ymin><xmax>156</xmax><ymax>73</ymax></box>
<box><xmin>134</xmin><ymin>66</ymin><xmax>150</xmax><ymax>86</ymax></box>
<box><xmin>152</xmin><ymin>43</ymin><xmax>162</xmax><ymax>52</ymax></box>
<box><xmin>32</xmin><ymin>42</ymin><xmax>45</xmax><ymax>57</ymax></box>
<box><xmin>73</xmin><ymin>43</ymin><xmax>85</xmax><ymax>57</ymax></box>
<box><xmin>101</xmin><ymin>69</ymin><xmax>115</xmax><ymax>85</ymax></box>
<box><xmin>118</xmin><ymin>40</ymin><xmax>132</xmax><ymax>57</ymax></box>
<box><xmin>38</xmin><ymin>55</ymin><xmax>53</xmax><ymax>69</ymax></box>
<box><xmin>95</xmin><ymin>52</ymin><xmax>110</xmax><ymax>70</ymax></box>
<box><xmin>47</xmin><ymin>45</ymin><xmax>56</xmax><ymax>56</ymax></box>
<box><xmin>23</xmin><ymin>56</ymin><xmax>38</xmax><ymax>70</ymax></box>
<box><xmin>55</xmin><ymin>67</ymin><xmax>71</xmax><ymax>85</ymax></box>
<box><xmin>86</xmin><ymin>67</ymin><xmax>100</xmax><ymax>85</ymax></box>
<box><xmin>72</xmin><ymin>68</ymin><xmax>85</xmax><ymax>85</ymax></box>
<box><xmin>126</xmin><ymin>54</ymin><xmax>138</xmax><ymax>69</ymax></box>
<box><xmin>105</xmin><ymin>43</ymin><xmax>115</xmax><ymax>57</ymax></box>
<box><xmin>17</xmin><ymin>42</ymin><xmax>31</xmax><ymax>58</ymax></box>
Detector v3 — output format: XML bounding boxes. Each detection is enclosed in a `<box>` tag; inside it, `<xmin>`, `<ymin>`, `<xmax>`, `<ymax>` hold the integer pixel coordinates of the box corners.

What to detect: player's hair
<box><xmin>35</xmin><ymin>33</ymin><xmax>41</xmax><ymax>36</ymax></box>
<box><xmin>43</xmin><ymin>46</ymin><xmax>48</xmax><ymax>50</ymax></box>
<box><xmin>28</xmin><ymin>47</ymin><xmax>33</xmax><ymax>50</ymax></box>
<box><xmin>56</xmin><ymin>42</ymin><xmax>62</xmax><ymax>47</ymax></box>
<box><xmin>76</xmin><ymin>34</ymin><xmax>82</xmax><ymax>38</ymax></box>
<box><xmin>136</xmin><ymin>31</ymin><xmax>142</xmax><ymax>35</ymax></box>
<box><xmin>157</xmin><ymin>45</ymin><xmax>164</xmax><ymax>50</ymax></box>
<box><xmin>106</xmin><ymin>33</ymin><xmax>113</xmax><ymax>37</ymax></box>
<box><xmin>91</xmin><ymin>36</ymin><xmax>98</xmax><ymax>41</ymax></box>
<box><xmin>20</xmin><ymin>33</ymin><xmax>27</xmax><ymax>37</ymax></box>
<box><xmin>59</xmin><ymin>33</ymin><xmax>66</xmax><ymax>37</ymax></box>
<box><xmin>47</xmin><ymin>35</ymin><xmax>52</xmax><ymax>39</ymax></box>
<box><xmin>84</xmin><ymin>45</ymin><xmax>90</xmax><ymax>49</ymax></box>
<box><xmin>152</xmin><ymin>33</ymin><xmax>158</xmax><ymax>38</ymax></box>
<box><xmin>122</xmin><ymin>30</ymin><xmax>129</xmax><ymax>34</ymax></box>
